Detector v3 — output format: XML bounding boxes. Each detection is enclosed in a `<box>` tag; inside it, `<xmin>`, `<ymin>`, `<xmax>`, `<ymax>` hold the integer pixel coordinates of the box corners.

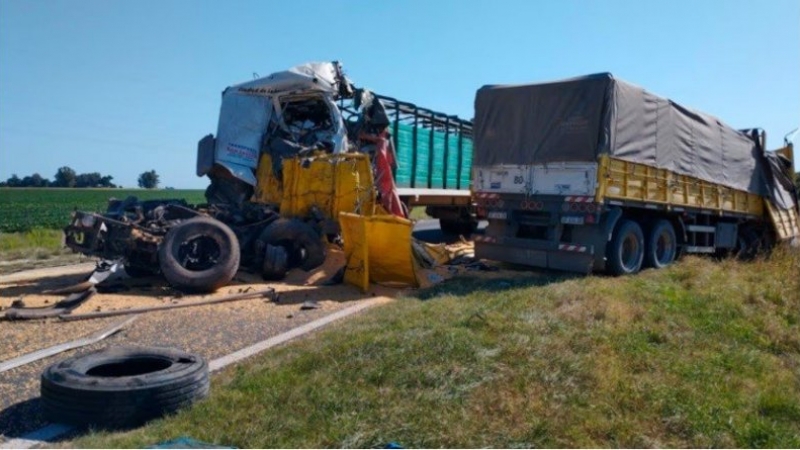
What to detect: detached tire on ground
<box><xmin>41</xmin><ymin>346</ymin><xmax>209</xmax><ymax>430</ymax></box>
<box><xmin>158</xmin><ymin>216</ymin><xmax>240</xmax><ymax>292</ymax></box>
<box><xmin>606</xmin><ymin>219</ymin><xmax>645</xmax><ymax>276</ymax></box>
<box><xmin>256</xmin><ymin>218</ymin><xmax>326</xmax><ymax>271</ymax></box>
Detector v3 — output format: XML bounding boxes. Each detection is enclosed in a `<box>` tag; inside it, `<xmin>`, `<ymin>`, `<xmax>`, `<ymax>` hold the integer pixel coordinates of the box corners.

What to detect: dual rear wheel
<box><xmin>606</xmin><ymin>219</ymin><xmax>677</xmax><ymax>275</ymax></box>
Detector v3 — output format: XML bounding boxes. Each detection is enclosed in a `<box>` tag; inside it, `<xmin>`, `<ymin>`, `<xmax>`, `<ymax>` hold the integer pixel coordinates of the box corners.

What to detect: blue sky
<box><xmin>1</xmin><ymin>0</ymin><xmax>798</xmax><ymax>189</ymax></box>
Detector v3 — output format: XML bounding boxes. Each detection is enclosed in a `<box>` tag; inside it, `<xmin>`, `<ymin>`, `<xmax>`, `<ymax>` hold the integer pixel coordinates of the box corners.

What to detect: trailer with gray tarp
<box><xmin>472</xmin><ymin>73</ymin><xmax>799</xmax><ymax>274</ymax></box>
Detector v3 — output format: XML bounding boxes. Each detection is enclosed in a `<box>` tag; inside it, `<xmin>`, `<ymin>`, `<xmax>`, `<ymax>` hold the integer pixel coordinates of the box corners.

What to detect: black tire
<box><xmin>606</xmin><ymin>219</ymin><xmax>644</xmax><ymax>276</ymax></box>
<box><xmin>262</xmin><ymin>244</ymin><xmax>289</xmax><ymax>280</ymax></box>
<box><xmin>440</xmin><ymin>219</ymin><xmax>478</xmax><ymax>236</ymax></box>
<box><xmin>41</xmin><ymin>346</ymin><xmax>209</xmax><ymax>430</ymax></box>
<box><xmin>158</xmin><ymin>216</ymin><xmax>240</xmax><ymax>292</ymax></box>
<box><xmin>644</xmin><ymin>220</ymin><xmax>677</xmax><ymax>269</ymax></box>
<box><xmin>123</xmin><ymin>264</ymin><xmax>159</xmax><ymax>278</ymax></box>
<box><xmin>256</xmin><ymin>219</ymin><xmax>326</xmax><ymax>271</ymax></box>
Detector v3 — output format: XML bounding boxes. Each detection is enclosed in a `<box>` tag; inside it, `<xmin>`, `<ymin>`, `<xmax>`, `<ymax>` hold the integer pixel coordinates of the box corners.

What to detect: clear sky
<box><xmin>1</xmin><ymin>0</ymin><xmax>798</xmax><ymax>189</ymax></box>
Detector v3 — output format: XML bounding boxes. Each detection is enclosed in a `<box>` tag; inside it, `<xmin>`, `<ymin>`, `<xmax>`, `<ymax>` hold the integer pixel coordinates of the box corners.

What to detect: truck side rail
<box><xmin>596</xmin><ymin>155</ymin><xmax>764</xmax><ymax>218</ymax></box>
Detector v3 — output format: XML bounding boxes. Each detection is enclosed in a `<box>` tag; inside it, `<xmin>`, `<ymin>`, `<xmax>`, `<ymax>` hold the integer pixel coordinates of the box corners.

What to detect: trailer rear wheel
<box><xmin>644</xmin><ymin>220</ymin><xmax>677</xmax><ymax>269</ymax></box>
<box><xmin>607</xmin><ymin>219</ymin><xmax>644</xmax><ymax>275</ymax></box>
<box><xmin>158</xmin><ymin>217</ymin><xmax>240</xmax><ymax>292</ymax></box>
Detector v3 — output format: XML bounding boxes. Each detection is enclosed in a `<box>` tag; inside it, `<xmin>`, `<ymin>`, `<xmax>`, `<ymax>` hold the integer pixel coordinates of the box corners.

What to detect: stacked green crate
<box><xmin>393</xmin><ymin>123</ymin><xmax>414</xmax><ymax>188</ymax></box>
<box><xmin>392</xmin><ymin>122</ymin><xmax>472</xmax><ymax>189</ymax></box>
<box><xmin>445</xmin><ymin>133</ymin><xmax>473</xmax><ymax>189</ymax></box>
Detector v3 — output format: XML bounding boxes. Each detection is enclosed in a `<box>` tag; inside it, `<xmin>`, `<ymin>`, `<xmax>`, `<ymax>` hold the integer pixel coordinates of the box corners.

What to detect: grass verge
<box><xmin>70</xmin><ymin>247</ymin><xmax>800</xmax><ymax>448</ymax></box>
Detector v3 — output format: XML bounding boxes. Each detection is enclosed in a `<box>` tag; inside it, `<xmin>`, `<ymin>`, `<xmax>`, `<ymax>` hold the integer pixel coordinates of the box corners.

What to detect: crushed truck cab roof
<box><xmin>212</xmin><ymin>62</ymin><xmax>353</xmax><ymax>186</ymax></box>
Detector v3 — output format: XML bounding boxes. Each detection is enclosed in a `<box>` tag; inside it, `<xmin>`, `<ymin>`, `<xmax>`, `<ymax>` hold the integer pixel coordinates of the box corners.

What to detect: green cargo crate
<box><xmin>392</xmin><ymin>122</ymin><xmax>472</xmax><ymax>190</ymax></box>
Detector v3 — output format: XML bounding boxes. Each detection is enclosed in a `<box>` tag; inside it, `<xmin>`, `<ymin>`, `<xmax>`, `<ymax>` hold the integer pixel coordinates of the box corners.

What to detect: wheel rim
<box><xmin>621</xmin><ymin>233</ymin><xmax>640</xmax><ymax>269</ymax></box>
<box><xmin>177</xmin><ymin>235</ymin><xmax>221</xmax><ymax>271</ymax></box>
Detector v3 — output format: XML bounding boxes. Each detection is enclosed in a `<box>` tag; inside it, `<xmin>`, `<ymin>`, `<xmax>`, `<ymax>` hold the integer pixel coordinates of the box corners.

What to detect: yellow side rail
<box><xmin>596</xmin><ymin>155</ymin><xmax>764</xmax><ymax>217</ymax></box>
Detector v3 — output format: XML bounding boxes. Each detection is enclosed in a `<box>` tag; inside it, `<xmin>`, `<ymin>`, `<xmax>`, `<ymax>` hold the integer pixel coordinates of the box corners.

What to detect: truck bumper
<box><xmin>474</xmin><ymin>236</ymin><xmax>595</xmax><ymax>274</ymax></box>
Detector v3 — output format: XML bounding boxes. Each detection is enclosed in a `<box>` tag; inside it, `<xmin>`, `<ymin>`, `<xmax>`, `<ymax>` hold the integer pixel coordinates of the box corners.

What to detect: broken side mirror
<box><xmin>197</xmin><ymin>134</ymin><xmax>216</xmax><ymax>177</ymax></box>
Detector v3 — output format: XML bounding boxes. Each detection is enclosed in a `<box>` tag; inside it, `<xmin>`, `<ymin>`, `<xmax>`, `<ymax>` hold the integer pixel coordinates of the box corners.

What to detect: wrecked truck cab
<box><xmin>198</xmin><ymin>61</ymin><xmax>354</xmax><ymax>189</ymax></box>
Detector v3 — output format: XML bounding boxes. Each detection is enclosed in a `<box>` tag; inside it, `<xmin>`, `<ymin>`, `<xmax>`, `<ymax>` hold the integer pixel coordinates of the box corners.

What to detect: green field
<box><xmin>0</xmin><ymin>188</ymin><xmax>206</xmax><ymax>233</ymax></box>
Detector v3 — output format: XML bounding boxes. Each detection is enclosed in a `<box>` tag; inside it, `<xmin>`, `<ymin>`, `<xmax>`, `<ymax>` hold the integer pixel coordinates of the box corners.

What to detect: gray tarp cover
<box><xmin>474</xmin><ymin>73</ymin><xmax>768</xmax><ymax>197</ymax></box>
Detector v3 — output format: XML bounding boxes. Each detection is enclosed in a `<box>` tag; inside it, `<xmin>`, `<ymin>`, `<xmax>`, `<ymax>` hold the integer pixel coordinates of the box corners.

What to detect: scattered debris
<box><xmin>0</xmin><ymin>315</ymin><xmax>138</xmax><ymax>373</ymax></box>
<box><xmin>321</xmin><ymin>266</ymin><xmax>345</xmax><ymax>286</ymax></box>
<box><xmin>58</xmin><ymin>288</ymin><xmax>276</xmax><ymax>321</ymax></box>
<box><xmin>300</xmin><ymin>301</ymin><xmax>319</xmax><ymax>310</ymax></box>
<box><xmin>2</xmin><ymin>288</ymin><xmax>97</xmax><ymax>321</ymax></box>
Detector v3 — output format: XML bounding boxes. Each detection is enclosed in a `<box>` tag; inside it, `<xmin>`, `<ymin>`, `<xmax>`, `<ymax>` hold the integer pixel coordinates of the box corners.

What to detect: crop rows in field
<box><xmin>0</xmin><ymin>188</ymin><xmax>207</xmax><ymax>233</ymax></box>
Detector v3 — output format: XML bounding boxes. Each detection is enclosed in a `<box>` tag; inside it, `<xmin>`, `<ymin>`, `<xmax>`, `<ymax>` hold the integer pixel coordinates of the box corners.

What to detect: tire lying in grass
<box><xmin>41</xmin><ymin>346</ymin><xmax>209</xmax><ymax>430</ymax></box>
<box><xmin>255</xmin><ymin>218</ymin><xmax>325</xmax><ymax>271</ymax></box>
<box><xmin>158</xmin><ymin>216</ymin><xmax>240</xmax><ymax>292</ymax></box>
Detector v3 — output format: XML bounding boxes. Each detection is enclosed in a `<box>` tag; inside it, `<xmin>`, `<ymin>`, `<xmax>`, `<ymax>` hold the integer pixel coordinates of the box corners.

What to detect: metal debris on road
<box><xmin>2</xmin><ymin>288</ymin><xmax>97</xmax><ymax>321</ymax></box>
<box><xmin>58</xmin><ymin>288</ymin><xmax>277</xmax><ymax>321</ymax></box>
<box><xmin>0</xmin><ymin>315</ymin><xmax>138</xmax><ymax>373</ymax></box>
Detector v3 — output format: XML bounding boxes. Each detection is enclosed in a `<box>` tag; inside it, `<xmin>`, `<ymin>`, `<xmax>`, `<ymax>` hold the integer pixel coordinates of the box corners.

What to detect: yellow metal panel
<box><xmin>256</xmin><ymin>153</ymin><xmax>376</xmax><ymax>220</ymax></box>
<box><xmin>332</xmin><ymin>154</ymin><xmax>376</xmax><ymax>218</ymax></box>
<box><xmin>338</xmin><ymin>212</ymin><xmax>418</xmax><ymax>292</ymax></box>
<box><xmin>766</xmin><ymin>201</ymin><xmax>800</xmax><ymax>240</ymax></box>
<box><xmin>253</xmin><ymin>153</ymin><xmax>284</xmax><ymax>205</ymax></box>
<box><xmin>339</xmin><ymin>212</ymin><xmax>369</xmax><ymax>292</ymax></box>
<box><xmin>597</xmin><ymin>155</ymin><xmax>763</xmax><ymax>216</ymax></box>
<box><xmin>364</xmin><ymin>215</ymin><xmax>418</xmax><ymax>288</ymax></box>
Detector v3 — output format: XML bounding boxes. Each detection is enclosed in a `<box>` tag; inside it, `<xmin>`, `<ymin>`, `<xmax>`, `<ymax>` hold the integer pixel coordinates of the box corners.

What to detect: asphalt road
<box><xmin>0</xmin><ymin>265</ymin><xmax>394</xmax><ymax>440</ymax></box>
<box><xmin>0</xmin><ymin>218</ymin><xmax>478</xmax><ymax>441</ymax></box>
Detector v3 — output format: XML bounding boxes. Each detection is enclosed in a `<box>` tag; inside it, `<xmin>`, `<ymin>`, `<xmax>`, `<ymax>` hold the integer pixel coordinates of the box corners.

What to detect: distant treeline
<box><xmin>0</xmin><ymin>166</ymin><xmax>117</xmax><ymax>188</ymax></box>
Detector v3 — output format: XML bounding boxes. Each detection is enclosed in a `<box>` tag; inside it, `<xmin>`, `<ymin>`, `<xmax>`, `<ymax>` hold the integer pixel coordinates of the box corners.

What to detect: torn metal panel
<box><xmin>214</xmin><ymin>62</ymin><xmax>353</xmax><ymax>186</ymax></box>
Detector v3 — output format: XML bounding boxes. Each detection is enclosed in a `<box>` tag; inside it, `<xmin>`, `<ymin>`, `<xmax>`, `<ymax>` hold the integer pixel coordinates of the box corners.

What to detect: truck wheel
<box><xmin>256</xmin><ymin>219</ymin><xmax>326</xmax><ymax>271</ymax></box>
<box><xmin>158</xmin><ymin>216</ymin><xmax>240</xmax><ymax>292</ymax></box>
<box><xmin>261</xmin><ymin>244</ymin><xmax>289</xmax><ymax>280</ymax></box>
<box><xmin>644</xmin><ymin>220</ymin><xmax>677</xmax><ymax>269</ymax></box>
<box><xmin>41</xmin><ymin>346</ymin><xmax>209</xmax><ymax>430</ymax></box>
<box><xmin>440</xmin><ymin>219</ymin><xmax>478</xmax><ymax>236</ymax></box>
<box><xmin>607</xmin><ymin>219</ymin><xmax>644</xmax><ymax>275</ymax></box>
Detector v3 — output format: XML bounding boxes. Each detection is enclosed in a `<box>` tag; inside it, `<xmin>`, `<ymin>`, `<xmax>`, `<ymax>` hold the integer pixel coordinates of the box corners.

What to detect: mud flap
<box><xmin>339</xmin><ymin>213</ymin><xmax>418</xmax><ymax>292</ymax></box>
